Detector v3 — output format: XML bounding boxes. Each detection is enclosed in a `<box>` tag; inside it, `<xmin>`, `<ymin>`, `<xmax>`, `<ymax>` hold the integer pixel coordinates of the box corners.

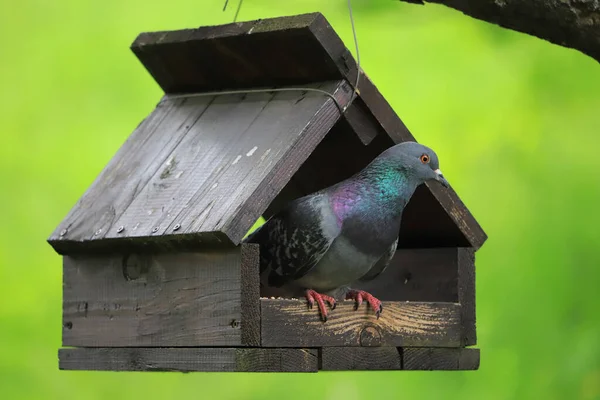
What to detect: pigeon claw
<box><xmin>305</xmin><ymin>289</ymin><xmax>336</xmax><ymax>322</ymax></box>
<box><xmin>346</xmin><ymin>289</ymin><xmax>383</xmax><ymax>319</ymax></box>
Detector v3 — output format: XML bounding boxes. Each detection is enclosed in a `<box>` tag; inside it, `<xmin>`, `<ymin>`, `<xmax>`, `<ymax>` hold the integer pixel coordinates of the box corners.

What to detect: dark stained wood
<box><xmin>49</xmin><ymin>80</ymin><xmax>352</xmax><ymax>255</ymax></box>
<box><xmin>402</xmin><ymin>347</ymin><xmax>480</xmax><ymax>370</ymax></box>
<box><xmin>48</xmin><ymin>96</ymin><xmax>216</xmax><ymax>254</ymax></box>
<box><xmin>355</xmin><ymin>248</ymin><xmax>459</xmax><ymax>303</ymax></box>
<box><xmin>240</xmin><ymin>243</ymin><xmax>260</xmax><ymax>346</ymax></box>
<box><xmin>62</xmin><ymin>248</ymin><xmax>252</xmax><ymax>347</ymax></box>
<box><xmin>321</xmin><ymin>347</ymin><xmax>402</xmax><ymax>371</ymax></box>
<box><xmin>343</xmin><ymin>98</ymin><xmax>386</xmax><ymax>145</ymax></box>
<box><xmin>131</xmin><ymin>13</ymin><xmax>354</xmax><ymax>94</ymax></box>
<box><xmin>235</xmin><ymin>348</ymin><xmax>318</xmax><ymax>372</ymax></box>
<box><xmin>260</xmin><ymin>299</ymin><xmax>461</xmax><ymax>348</ymax></box>
<box><xmin>458</xmin><ymin>248</ymin><xmax>476</xmax><ymax>346</ymax></box>
<box><xmin>223</xmin><ymin>80</ymin><xmax>353</xmax><ymax>243</ymax></box>
<box><xmin>59</xmin><ymin>348</ymin><xmax>318</xmax><ymax>372</ymax></box>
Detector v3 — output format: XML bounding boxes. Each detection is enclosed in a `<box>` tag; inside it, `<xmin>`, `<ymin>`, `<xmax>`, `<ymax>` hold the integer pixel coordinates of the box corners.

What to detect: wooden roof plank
<box><xmin>131</xmin><ymin>13</ymin><xmax>346</xmax><ymax>93</ymax></box>
<box><xmin>48</xmin><ymin>80</ymin><xmax>352</xmax><ymax>254</ymax></box>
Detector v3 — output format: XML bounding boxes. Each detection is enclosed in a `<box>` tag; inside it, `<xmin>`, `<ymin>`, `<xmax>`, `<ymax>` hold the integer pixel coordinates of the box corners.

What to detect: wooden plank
<box><xmin>240</xmin><ymin>243</ymin><xmax>260</xmax><ymax>346</ymax></box>
<box><xmin>356</xmin><ymin>248</ymin><xmax>459</xmax><ymax>303</ymax></box>
<box><xmin>59</xmin><ymin>348</ymin><xmax>318</xmax><ymax>372</ymax></box>
<box><xmin>49</xmin><ymin>80</ymin><xmax>352</xmax><ymax>255</ymax></box>
<box><xmin>343</xmin><ymin>98</ymin><xmax>385</xmax><ymax>145</ymax></box>
<box><xmin>458</xmin><ymin>248</ymin><xmax>476</xmax><ymax>346</ymax></box>
<box><xmin>131</xmin><ymin>13</ymin><xmax>352</xmax><ymax>93</ymax></box>
<box><xmin>62</xmin><ymin>248</ymin><xmax>249</xmax><ymax>347</ymax></box>
<box><xmin>321</xmin><ymin>347</ymin><xmax>402</xmax><ymax>370</ymax></box>
<box><xmin>260</xmin><ymin>300</ymin><xmax>461</xmax><ymax>348</ymax></box>
<box><xmin>402</xmin><ymin>348</ymin><xmax>480</xmax><ymax>370</ymax></box>
<box><xmin>221</xmin><ymin>80</ymin><xmax>352</xmax><ymax>243</ymax></box>
<box><xmin>48</xmin><ymin>96</ymin><xmax>216</xmax><ymax>254</ymax></box>
<box><xmin>235</xmin><ymin>348</ymin><xmax>317</xmax><ymax>372</ymax></box>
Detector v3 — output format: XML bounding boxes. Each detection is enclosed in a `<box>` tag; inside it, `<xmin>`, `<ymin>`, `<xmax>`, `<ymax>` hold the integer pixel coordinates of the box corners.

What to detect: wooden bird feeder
<box><xmin>49</xmin><ymin>13</ymin><xmax>486</xmax><ymax>372</ymax></box>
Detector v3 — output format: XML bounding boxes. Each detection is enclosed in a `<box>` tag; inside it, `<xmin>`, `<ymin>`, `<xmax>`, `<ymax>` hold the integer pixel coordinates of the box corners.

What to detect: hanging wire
<box><xmin>163</xmin><ymin>86</ymin><xmax>345</xmax><ymax>114</ymax></box>
<box><xmin>174</xmin><ymin>0</ymin><xmax>361</xmax><ymax>113</ymax></box>
<box><xmin>233</xmin><ymin>0</ymin><xmax>244</xmax><ymax>22</ymax></box>
<box><xmin>347</xmin><ymin>0</ymin><xmax>361</xmax><ymax>100</ymax></box>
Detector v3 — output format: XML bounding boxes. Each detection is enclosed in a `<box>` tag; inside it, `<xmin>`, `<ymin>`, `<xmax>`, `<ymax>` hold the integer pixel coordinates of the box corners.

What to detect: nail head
<box><xmin>152</xmin><ymin>227</ymin><xmax>159</xmax><ymax>233</ymax></box>
<box><xmin>117</xmin><ymin>226</ymin><xmax>124</xmax><ymax>233</ymax></box>
<box><xmin>173</xmin><ymin>224</ymin><xmax>181</xmax><ymax>231</ymax></box>
<box><xmin>60</xmin><ymin>229</ymin><xmax>67</xmax><ymax>236</ymax></box>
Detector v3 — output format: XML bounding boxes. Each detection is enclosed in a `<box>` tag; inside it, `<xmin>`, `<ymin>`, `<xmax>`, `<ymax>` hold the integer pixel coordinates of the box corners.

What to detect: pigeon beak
<box><xmin>434</xmin><ymin>169</ymin><xmax>449</xmax><ymax>188</ymax></box>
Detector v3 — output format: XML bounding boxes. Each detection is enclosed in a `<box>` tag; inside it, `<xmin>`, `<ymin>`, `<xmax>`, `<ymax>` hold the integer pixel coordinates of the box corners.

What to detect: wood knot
<box><xmin>122</xmin><ymin>254</ymin><xmax>150</xmax><ymax>281</ymax></box>
<box><xmin>359</xmin><ymin>325</ymin><xmax>382</xmax><ymax>347</ymax></box>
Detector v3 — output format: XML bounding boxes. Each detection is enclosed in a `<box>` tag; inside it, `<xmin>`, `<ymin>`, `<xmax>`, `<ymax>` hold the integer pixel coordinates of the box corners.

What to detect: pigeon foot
<box><xmin>305</xmin><ymin>289</ymin><xmax>336</xmax><ymax>322</ymax></box>
<box><xmin>346</xmin><ymin>289</ymin><xmax>383</xmax><ymax>318</ymax></box>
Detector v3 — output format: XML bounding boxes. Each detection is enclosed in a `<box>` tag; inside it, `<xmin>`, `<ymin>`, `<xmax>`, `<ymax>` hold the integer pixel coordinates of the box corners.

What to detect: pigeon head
<box><xmin>376</xmin><ymin>142</ymin><xmax>449</xmax><ymax>188</ymax></box>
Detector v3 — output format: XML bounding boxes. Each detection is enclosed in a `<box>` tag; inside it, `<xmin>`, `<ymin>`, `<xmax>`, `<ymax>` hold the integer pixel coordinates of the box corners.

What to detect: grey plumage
<box><xmin>244</xmin><ymin>141</ymin><xmax>449</xmax><ymax>316</ymax></box>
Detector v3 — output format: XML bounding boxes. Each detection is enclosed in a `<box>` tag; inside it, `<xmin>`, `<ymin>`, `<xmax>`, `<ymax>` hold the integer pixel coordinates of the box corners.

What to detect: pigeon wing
<box><xmin>244</xmin><ymin>194</ymin><xmax>340</xmax><ymax>287</ymax></box>
<box><xmin>358</xmin><ymin>237</ymin><xmax>398</xmax><ymax>282</ymax></box>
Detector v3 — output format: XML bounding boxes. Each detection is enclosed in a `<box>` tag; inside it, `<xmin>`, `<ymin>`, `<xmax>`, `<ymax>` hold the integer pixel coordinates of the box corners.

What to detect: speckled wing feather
<box><xmin>244</xmin><ymin>194</ymin><xmax>340</xmax><ymax>287</ymax></box>
<box><xmin>358</xmin><ymin>237</ymin><xmax>398</xmax><ymax>282</ymax></box>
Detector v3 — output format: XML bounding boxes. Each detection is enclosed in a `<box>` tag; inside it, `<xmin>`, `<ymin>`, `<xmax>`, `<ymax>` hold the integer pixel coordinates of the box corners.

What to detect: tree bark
<box><xmin>402</xmin><ymin>0</ymin><xmax>600</xmax><ymax>63</ymax></box>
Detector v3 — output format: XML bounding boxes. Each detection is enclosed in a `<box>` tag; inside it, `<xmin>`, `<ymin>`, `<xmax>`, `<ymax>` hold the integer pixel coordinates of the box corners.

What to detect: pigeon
<box><xmin>243</xmin><ymin>141</ymin><xmax>449</xmax><ymax>321</ymax></box>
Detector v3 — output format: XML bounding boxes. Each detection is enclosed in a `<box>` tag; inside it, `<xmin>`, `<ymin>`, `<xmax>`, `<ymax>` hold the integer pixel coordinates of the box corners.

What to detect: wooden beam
<box><xmin>59</xmin><ymin>348</ymin><xmax>318</xmax><ymax>372</ymax></box>
<box><xmin>260</xmin><ymin>299</ymin><xmax>461</xmax><ymax>348</ymax></box>
<box><xmin>402</xmin><ymin>347</ymin><xmax>480</xmax><ymax>370</ymax></box>
<box><xmin>240</xmin><ymin>243</ymin><xmax>261</xmax><ymax>346</ymax></box>
<box><xmin>458</xmin><ymin>248</ymin><xmax>476</xmax><ymax>346</ymax></box>
<box><xmin>321</xmin><ymin>347</ymin><xmax>402</xmax><ymax>370</ymax></box>
<box><xmin>62</xmin><ymin>246</ymin><xmax>260</xmax><ymax>347</ymax></box>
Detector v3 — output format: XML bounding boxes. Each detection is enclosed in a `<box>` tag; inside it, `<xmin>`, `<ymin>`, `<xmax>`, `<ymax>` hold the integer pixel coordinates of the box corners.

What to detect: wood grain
<box><xmin>458</xmin><ymin>248</ymin><xmax>476</xmax><ymax>346</ymax></box>
<box><xmin>402</xmin><ymin>347</ymin><xmax>480</xmax><ymax>370</ymax></box>
<box><xmin>343</xmin><ymin>98</ymin><xmax>386</xmax><ymax>145</ymax></box>
<box><xmin>49</xmin><ymin>80</ymin><xmax>352</xmax><ymax>254</ymax></box>
<box><xmin>59</xmin><ymin>348</ymin><xmax>318</xmax><ymax>372</ymax></box>
<box><xmin>48</xmin><ymin>96</ymin><xmax>215</xmax><ymax>253</ymax></box>
<box><xmin>62</xmin><ymin>247</ymin><xmax>251</xmax><ymax>347</ymax></box>
<box><xmin>260</xmin><ymin>300</ymin><xmax>461</xmax><ymax>348</ymax></box>
<box><xmin>321</xmin><ymin>347</ymin><xmax>402</xmax><ymax>370</ymax></box>
<box><xmin>240</xmin><ymin>243</ymin><xmax>260</xmax><ymax>346</ymax></box>
<box><xmin>131</xmin><ymin>13</ymin><xmax>352</xmax><ymax>93</ymax></box>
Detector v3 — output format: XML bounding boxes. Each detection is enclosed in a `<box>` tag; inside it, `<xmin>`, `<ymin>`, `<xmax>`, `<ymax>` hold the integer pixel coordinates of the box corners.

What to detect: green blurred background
<box><xmin>1</xmin><ymin>0</ymin><xmax>599</xmax><ymax>399</ymax></box>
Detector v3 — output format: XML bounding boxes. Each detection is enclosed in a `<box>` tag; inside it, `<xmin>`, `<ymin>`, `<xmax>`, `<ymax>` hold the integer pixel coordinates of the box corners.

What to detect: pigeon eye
<box><xmin>420</xmin><ymin>154</ymin><xmax>430</xmax><ymax>164</ymax></box>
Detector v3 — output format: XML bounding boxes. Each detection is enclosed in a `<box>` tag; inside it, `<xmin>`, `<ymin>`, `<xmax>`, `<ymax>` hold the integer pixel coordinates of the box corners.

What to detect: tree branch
<box><xmin>402</xmin><ymin>0</ymin><xmax>600</xmax><ymax>63</ymax></box>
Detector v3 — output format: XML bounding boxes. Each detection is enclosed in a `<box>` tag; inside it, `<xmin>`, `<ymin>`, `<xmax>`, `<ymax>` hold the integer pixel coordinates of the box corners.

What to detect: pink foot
<box><xmin>346</xmin><ymin>289</ymin><xmax>383</xmax><ymax>318</ymax></box>
<box><xmin>305</xmin><ymin>289</ymin><xmax>337</xmax><ymax>322</ymax></box>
